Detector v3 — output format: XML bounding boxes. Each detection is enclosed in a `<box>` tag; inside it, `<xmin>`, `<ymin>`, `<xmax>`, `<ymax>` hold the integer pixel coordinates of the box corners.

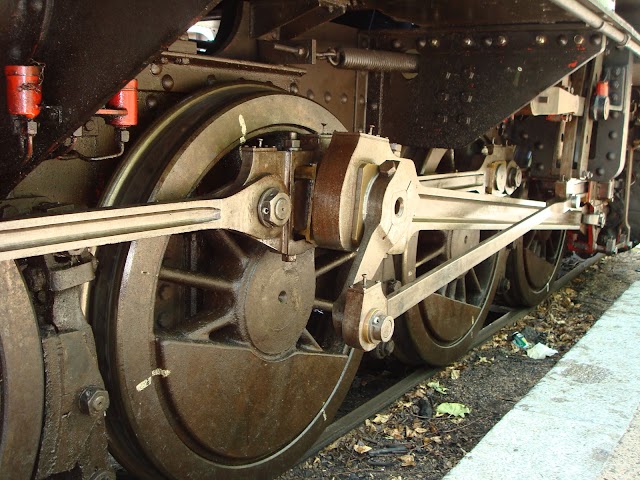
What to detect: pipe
<box><xmin>548</xmin><ymin>0</ymin><xmax>640</xmax><ymax>57</ymax></box>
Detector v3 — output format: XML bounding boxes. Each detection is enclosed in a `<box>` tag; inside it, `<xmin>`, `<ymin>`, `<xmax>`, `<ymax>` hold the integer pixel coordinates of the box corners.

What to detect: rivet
<box><xmin>146</xmin><ymin>95</ymin><xmax>158</xmax><ymax>109</ymax></box>
<box><xmin>609</xmin><ymin>131</ymin><xmax>619</xmax><ymax>139</ymax></box>
<box><xmin>606</xmin><ymin>152</ymin><xmax>617</xmax><ymax>161</ymax></box>
<box><xmin>611</xmin><ymin>93</ymin><xmax>620</xmax><ymax>103</ymax></box>
<box><xmin>596</xmin><ymin>167</ymin><xmax>605</xmax><ymax>176</ymax></box>
<box><xmin>611</xmin><ymin>111</ymin><xmax>621</xmax><ymax>119</ymax></box>
<box><xmin>289</xmin><ymin>83</ymin><xmax>299</xmax><ymax>94</ymax></box>
<box><xmin>535</xmin><ymin>35</ymin><xmax>547</xmax><ymax>45</ymax></box>
<box><xmin>161</xmin><ymin>74</ymin><xmax>174</xmax><ymax>91</ymax></box>
<box><xmin>536</xmin><ymin>163</ymin><xmax>545</xmax><ymax>171</ymax></box>
<box><xmin>483</xmin><ymin>37</ymin><xmax>493</xmax><ymax>47</ymax></box>
<box><xmin>496</xmin><ymin>35</ymin><xmax>508</xmax><ymax>47</ymax></box>
<box><xmin>535</xmin><ymin>142</ymin><xmax>544</xmax><ymax>150</ymax></box>
<box><xmin>417</xmin><ymin>38</ymin><xmax>427</xmax><ymax>48</ymax></box>
<box><xmin>206</xmin><ymin>74</ymin><xmax>217</xmax><ymax>86</ymax></box>
<box><xmin>591</xmin><ymin>34</ymin><xmax>602</xmax><ymax>46</ymax></box>
<box><xmin>430</xmin><ymin>38</ymin><xmax>440</xmax><ymax>48</ymax></box>
<box><xmin>370</xmin><ymin>102</ymin><xmax>379</xmax><ymax>111</ymax></box>
<box><xmin>392</xmin><ymin>39</ymin><xmax>402</xmax><ymax>49</ymax></box>
<box><xmin>340</xmin><ymin>93</ymin><xmax>348</xmax><ymax>104</ymax></box>
<box><xmin>358</xmin><ymin>95</ymin><xmax>366</xmax><ymax>105</ymax></box>
<box><xmin>307</xmin><ymin>89</ymin><xmax>315</xmax><ymax>100</ymax></box>
<box><xmin>324</xmin><ymin>92</ymin><xmax>332</xmax><ymax>103</ymax></box>
<box><xmin>557</xmin><ymin>35</ymin><xmax>568</xmax><ymax>46</ymax></box>
<box><xmin>463</xmin><ymin>37</ymin><xmax>473</xmax><ymax>47</ymax></box>
<box><xmin>150</xmin><ymin>63</ymin><xmax>162</xmax><ymax>75</ymax></box>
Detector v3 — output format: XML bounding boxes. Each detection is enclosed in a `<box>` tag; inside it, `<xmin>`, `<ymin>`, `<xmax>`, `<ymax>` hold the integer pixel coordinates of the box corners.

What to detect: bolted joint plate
<box><xmin>342</xmin><ymin>281</ymin><xmax>393</xmax><ymax>351</ymax></box>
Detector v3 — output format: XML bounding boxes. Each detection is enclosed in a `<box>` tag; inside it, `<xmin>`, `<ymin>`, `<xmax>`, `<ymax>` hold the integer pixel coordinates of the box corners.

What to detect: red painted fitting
<box><xmin>106</xmin><ymin>79</ymin><xmax>138</xmax><ymax>127</ymax></box>
<box><xmin>595</xmin><ymin>80</ymin><xmax>609</xmax><ymax>98</ymax></box>
<box><xmin>4</xmin><ymin>65</ymin><xmax>42</xmax><ymax>119</ymax></box>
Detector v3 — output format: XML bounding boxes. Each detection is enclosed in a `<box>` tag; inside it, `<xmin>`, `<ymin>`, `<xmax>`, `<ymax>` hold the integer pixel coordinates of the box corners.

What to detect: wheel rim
<box><xmin>91</xmin><ymin>84</ymin><xmax>360</xmax><ymax>478</ymax></box>
<box><xmin>504</xmin><ymin>179</ymin><xmax>566</xmax><ymax>307</ymax></box>
<box><xmin>0</xmin><ymin>260</ymin><xmax>44</xmax><ymax>477</ymax></box>
<box><xmin>394</xmin><ymin>230</ymin><xmax>503</xmax><ymax>366</ymax></box>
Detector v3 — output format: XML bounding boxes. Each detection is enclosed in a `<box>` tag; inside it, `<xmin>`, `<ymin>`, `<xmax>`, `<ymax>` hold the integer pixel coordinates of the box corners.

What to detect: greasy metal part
<box><xmin>0</xmin><ymin>0</ymin><xmax>223</xmax><ymax>191</ymax></box>
<box><xmin>0</xmin><ymin>260</ymin><xmax>44</xmax><ymax>478</ymax></box>
<box><xmin>0</xmin><ymin>176</ymin><xmax>284</xmax><ymax>261</ymax></box>
<box><xmin>366</xmin><ymin>25</ymin><xmax>604</xmax><ymax>148</ymax></box>
<box><xmin>548</xmin><ymin>0</ymin><xmax>640</xmax><ymax>57</ymax></box>
<box><xmin>591</xmin><ymin>47</ymin><xmax>633</xmax><ymax>181</ymax></box>
<box><xmin>327</xmin><ymin>47</ymin><xmax>419</xmax><ymax>73</ymax></box>
<box><xmin>90</xmin><ymin>85</ymin><xmax>358</xmax><ymax>479</ymax></box>
<box><xmin>35</xmin><ymin>253</ymin><xmax>112</xmax><ymax>479</ymax></box>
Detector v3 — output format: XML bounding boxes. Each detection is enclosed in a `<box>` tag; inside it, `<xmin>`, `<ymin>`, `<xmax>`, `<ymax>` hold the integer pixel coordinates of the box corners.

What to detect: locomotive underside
<box><xmin>1</xmin><ymin>0</ymin><xmax>640</xmax><ymax>478</ymax></box>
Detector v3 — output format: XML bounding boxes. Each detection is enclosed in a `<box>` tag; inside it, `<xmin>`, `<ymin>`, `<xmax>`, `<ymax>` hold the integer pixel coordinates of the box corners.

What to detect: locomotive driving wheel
<box><xmin>393</xmin><ymin>230</ymin><xmax>504</xmax><ymax>366</ymax></box>
<box><xmin>91</xmin><ymin>84</ymin><xmax>360</xmax><ymax>479</ymax></box>
<box><xmin>503</xmin><ymin>180</ymin><xmax>566</xmax><ymax>306</ymax></box>
<box><xmin>0</xmin><ymin>261</ymin><xmax>45</xmax><ymax>477</ymax></box>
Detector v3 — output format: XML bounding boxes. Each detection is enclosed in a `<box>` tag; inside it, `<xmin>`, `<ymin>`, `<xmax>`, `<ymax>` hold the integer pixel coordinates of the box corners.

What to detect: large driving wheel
<box><xmin>0</xmin><ymin>261</ymin><xmax>44</xmax><ymax>477</ymax></box>
<box><xmin>393</xmin><ymin>230</ymin><xmax>504</xmax><ymax>366</ymax></box>
<box><xmin>90</xmin><ymin>83</ymin><xmax>360</xmax><ymax>479</ymax></box>
<box><xmin>504</xmin><ymin>180</ymin><xmax>566</xmax><ymax>306</ymax></box>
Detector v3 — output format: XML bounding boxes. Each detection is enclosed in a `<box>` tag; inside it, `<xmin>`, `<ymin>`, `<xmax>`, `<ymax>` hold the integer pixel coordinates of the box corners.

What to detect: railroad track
<box><xmin>299</xmin><ymin>253</ymin><xmax>604</xmax><ymax>464</ymax></box>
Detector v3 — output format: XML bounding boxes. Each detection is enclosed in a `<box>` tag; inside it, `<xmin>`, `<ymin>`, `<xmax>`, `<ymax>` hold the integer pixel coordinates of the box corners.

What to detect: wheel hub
<box><xmin>239</xmin><ymin>249</ymin><xmax>315</xmax><ymax>356</ymax></box>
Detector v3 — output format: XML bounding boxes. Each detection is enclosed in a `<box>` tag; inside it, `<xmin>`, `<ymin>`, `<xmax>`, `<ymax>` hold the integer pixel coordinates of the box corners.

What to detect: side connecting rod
<box><xmin>0</xmin><ymin>176</ymin><xmax>284</xmax><ymax>261</ymax></box>
<box><xmin>387</xmin><ymin>199</ymin><xmax>573</xmax><ymax>319</ymax></box>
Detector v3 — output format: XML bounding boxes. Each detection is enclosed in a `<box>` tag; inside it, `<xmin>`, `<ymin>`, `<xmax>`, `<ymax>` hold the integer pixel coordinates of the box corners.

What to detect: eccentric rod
<box><xmin>548</xmin><ymin>0</ymin><xmax>640</xmax><ymax>56</ymax></box>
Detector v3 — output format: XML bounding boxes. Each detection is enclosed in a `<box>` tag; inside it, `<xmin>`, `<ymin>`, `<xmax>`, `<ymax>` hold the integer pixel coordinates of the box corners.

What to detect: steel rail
<box><xmin>301</xmin><ymin>253</ymin><xmax>604</xmax><ymax>462</ymax></box>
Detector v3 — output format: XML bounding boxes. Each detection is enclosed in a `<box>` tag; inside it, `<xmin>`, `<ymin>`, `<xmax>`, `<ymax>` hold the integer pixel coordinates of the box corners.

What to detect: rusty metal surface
<box><xmin>366</xmin><ymin>25</ymin><xmax>604</xmax><ymax>149</ymax></box>
<box><xmin>0</xmin><ymin>260</ymin><xmax>44</xmax><ymax>478</ymax></box>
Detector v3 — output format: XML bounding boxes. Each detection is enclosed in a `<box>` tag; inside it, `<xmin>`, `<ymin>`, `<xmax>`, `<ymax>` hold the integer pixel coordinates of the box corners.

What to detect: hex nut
<box><xmin>79</xmin><ymin>386</ymin><xmax>110</xmax><ymax>416</ymax></box>
<box><xmin>259</xmin><ymin>189</ymin><xmax>291</xmax><ymax>228</ymax></box>
<box><xmin>379</xmin><ymin>161</ymin><xmax>397</xmax><ymax>177</ymax></box>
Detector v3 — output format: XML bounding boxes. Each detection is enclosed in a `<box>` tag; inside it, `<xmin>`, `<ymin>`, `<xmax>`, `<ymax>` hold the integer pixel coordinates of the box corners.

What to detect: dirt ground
<box><xmin>281</xmin><ymin>249</ymin><xmax>640</xmax><ymax>480</ymax></box>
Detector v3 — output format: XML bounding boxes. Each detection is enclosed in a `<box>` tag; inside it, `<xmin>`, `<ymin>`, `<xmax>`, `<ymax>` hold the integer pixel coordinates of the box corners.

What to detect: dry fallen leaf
<box><xmin>414</xmin><ymin>427</ymin><xmax>428</xmax><ymax>434</ymax></box>
<box><xmin>373</xmin><ymin>414</ymin><xmax>391</xmax><ymax>424</ymax></box>
<box><xmin>353</xmin><ymin>444</ymin><xmax>372</xmax><ymax>454</ymax></box>
<box><xmin>399</xmin><ymin>454</ymin><xmax>416</xmax><ymax>467</ymax></box>
<box><xmin>325</xmin><ymin>440</ymin><xmax>341</xmax><ymax>451</ymax></box>
<box><xmin>450</xmin><ymin>369</ymin><xmax>460</xmax><ymax>380</ymax></box>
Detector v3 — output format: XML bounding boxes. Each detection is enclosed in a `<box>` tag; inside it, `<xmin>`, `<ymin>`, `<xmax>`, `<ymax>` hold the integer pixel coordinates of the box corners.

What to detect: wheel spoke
<box><xmin>173</xmin><ymin>311</ymin><xmax>236</xmax><ymax>341</ymax></box>
<box><xmin>313</xmin><ymin>298</ymin><xmax>333</xmax><ymax>312</ymax></box>
<box><xmin>159</xmin><ymin>267</ymin><xmax>233</xmax><ymax>291</ymax></box>
<box><xmin>468</xmin><ymin>267</ymin><xmax>482</xmax><ymax>293</ymax></box>
<box><xmin>315</xmin><ymin>252</ymin><xmax>356</xmax><ymax>277</ymax></box>
<box><xmin>416</xmin><ymin>244</ymin><xmax>446</xmax><ymax>268</ymax></box>
<box><xmin>298</xmin><ymin>329</ymin><xmax>323</xmax><ymax>352</ymax></box>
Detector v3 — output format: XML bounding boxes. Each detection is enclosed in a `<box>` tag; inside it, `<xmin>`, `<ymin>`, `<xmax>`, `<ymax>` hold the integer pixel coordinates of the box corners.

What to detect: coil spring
<box><xmin>331</xmin><ymin>47</ymin><xmax>419</xmax><ymax>73</ymax></box>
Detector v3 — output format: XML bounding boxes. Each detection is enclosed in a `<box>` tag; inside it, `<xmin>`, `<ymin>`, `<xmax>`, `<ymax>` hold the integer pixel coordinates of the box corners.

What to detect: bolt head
<box><xmin>79</xmin><ymin>386</ymin><xmax>110</xmax><ymax>416</ymax></box>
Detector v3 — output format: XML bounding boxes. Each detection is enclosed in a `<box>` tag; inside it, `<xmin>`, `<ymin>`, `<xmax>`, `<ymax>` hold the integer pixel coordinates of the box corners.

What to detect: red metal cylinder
<box><xmin>106</xmin><ymin>79</ymin><xmax>138</xmax><ymax>127</ymax></box>
<box><xmin>596</xmin><ymin>80</ymin><xmax>609</xmax><ymax>98</ymax></box>
<box><xmin>4</xmin><ymin>65</ymin><xmax>42</xmax><ymax>119</ymax></box>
